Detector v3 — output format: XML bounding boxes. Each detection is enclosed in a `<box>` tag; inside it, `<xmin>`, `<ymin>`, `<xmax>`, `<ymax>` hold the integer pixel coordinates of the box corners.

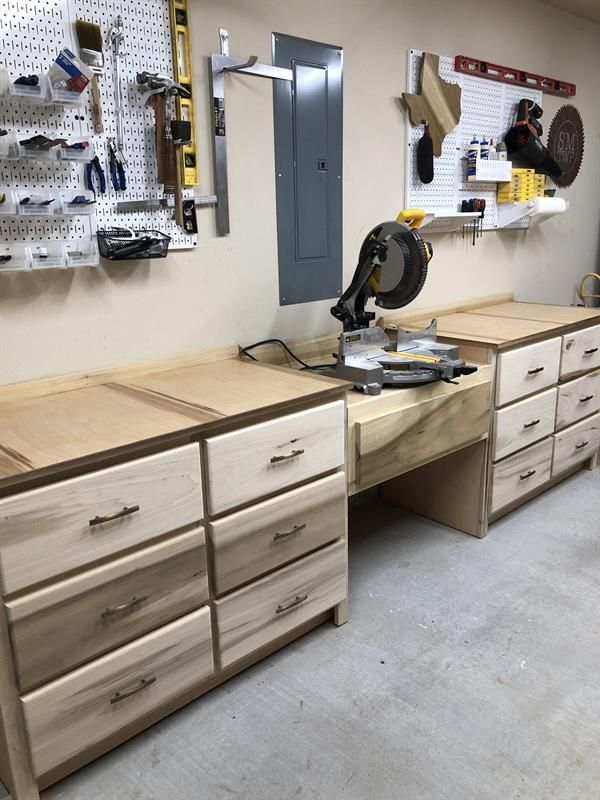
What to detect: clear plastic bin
<box><xmin>18</xmin><ymin>139</ymin><xmax>61</xmax><ymax>161</ymax></box>
<box><xmin>30</xmin><ymin>243</ymin><xmax>66</xmax><ymax>270</ymax></box>
<box><xmin>62</xmin><ymin>190</ymin><xmax>97</xmax><ymax>216</ymax></box>
<box><xmin>7</xmin><ymin>74</ymin><xmax>49</xmax><ymax>104</ymax></box>
<box><xmin>0</xmin><ymin>189</ymin><xmax>17</xmax><ymax>216</ymax></box>
<box><xmin>0</xmin><ymin>244</ymin><xmax>31</xmax><ymax>272</ymax></box>
<box><xmin>17</xmin><ymin>191</ymin><xmax>61</xmax><ymax>216</ymax></box>
<box><xmin>65</xmin><ymin>239</ymin><xmax>99</xmax><ymax>268</ymax></box>
<box><xmin>0</xmin><ymin>132</ymin><xmax>21</xmax><ymax>160</ymax></box>
<box><xmin>59</xmin><ymin>140</ymin><xmax>94</xmax><ymax>162</ymax></box>
<box><xmin>48</xmin><ymin>80</ymin><xmax>89</xmax><ymax>107</ymax></box>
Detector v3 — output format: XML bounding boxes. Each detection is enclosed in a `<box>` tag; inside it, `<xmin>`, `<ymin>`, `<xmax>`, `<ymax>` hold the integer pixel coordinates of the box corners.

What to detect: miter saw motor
<box><xmin>325</xmin><ymin>208</ymin><xmax>477</xmax><ymax>394</ymax></box>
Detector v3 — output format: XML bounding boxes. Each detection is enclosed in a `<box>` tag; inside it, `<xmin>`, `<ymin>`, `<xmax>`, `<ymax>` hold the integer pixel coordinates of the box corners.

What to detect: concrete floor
<box><xmin>6</xmin><ymin>469</ymin><xmax>600</xmax><ymax>800</ymax></box>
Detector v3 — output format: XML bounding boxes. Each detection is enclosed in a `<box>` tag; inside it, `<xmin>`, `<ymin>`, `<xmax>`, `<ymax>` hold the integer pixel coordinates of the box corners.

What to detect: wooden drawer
<box><xmin>495</xmin><ymin>338</ymin><xmax>561</xmax><ymax>406</ymax></box>
<box><xmin>6</xmin><ymin>528</ymin><xmax>208</xmax><ymax>692</ymax></box>
<box><xmin>490</xmin><ymin>438</ymin><xmax>553</xmax><ymax>513</ymax></box>
<box><xmin>21</xmin><ymin>607</ymin><xmax>214</xmax><ymax>778</ymax></box>
<box><xmin>210</xmin><ymin>473</ymin><xmax>346</xmax><ymax>595</ymax></box>
<box><xmin>215</xmin><ymin>539</ymin><xmax>346</xmax><ymax>668</ymax></box>
<box><xmin>205</xmin><ymin>401</ymin><xmax>345</xmax><ymax>515</ymax></box>
<box><xmin>353</xmin><ymin>376</ymin><xmax>490</xmax><ymax>492</ymax></box>
<box><xmin>0</xmin><ymin>445</ymin><xmax>203</xmax><ymax>595</ymax></box>
<box><xmin>561</xmin><ymin>325</ymin><xmax>600</xmax><ymax>377</ymax></box>
<box><xmin>556</xmin><ymin>371</ymin><xmax>600</xmax><ymax>430</ymax></box>
<box><xmin>492</xmin><ymin>388</ymin><xmax>557</xmax><ymax>462</ymax></box>
<box><xmin>552</xmin><ymin>414</ymin><xmax>600</xmax><ymax>476</ymax></box>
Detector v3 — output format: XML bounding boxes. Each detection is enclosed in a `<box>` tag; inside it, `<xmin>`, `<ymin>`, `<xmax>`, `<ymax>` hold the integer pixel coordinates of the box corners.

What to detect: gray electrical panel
<box><xmin>272</xmin><ymin>33</ymin><xmax>343</xmax><ymax>306</ymax></box>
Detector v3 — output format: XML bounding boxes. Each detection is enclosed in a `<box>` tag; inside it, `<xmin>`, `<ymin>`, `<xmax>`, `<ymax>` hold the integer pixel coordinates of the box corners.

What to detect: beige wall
<box><xmin>1</xmin><ymin>0</ymin><xmax>599</xmax><ymax>385</ymax></box>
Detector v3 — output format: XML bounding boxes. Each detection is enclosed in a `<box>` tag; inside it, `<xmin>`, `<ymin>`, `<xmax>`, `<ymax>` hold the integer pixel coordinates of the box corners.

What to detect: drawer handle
<box><xmin>89</xmin><ymin>504</ymin><xmax>140</xmax><ymax>527</ymax></box>
<box><xmin>575</xmin><ymin>441</ymin><xmax>590</xmax><ymax>450</ymax></box>
<box><xmin>273</xmin><ymin>523</ymin><xmax>307</xmax><ymax>542</ymax></box>
<box><xmin>527</xmin><ymin>367</ymin><xmax>545</xmax><ymax>375</ymax></box>
<box><xmin>580</xmin><ymin>395</ymin><xmax>594</xmax><ymax>403</ymax></box>
<box><xmin>101</xmin><ymin>595</ymin><xmax>148</xmax><ymax>619</ymax></box>
<box><xmin>110</xmin><ymin>676</ymin><xmax>156</xmax><ymax>705</ymax></box>
<box><xmin>276</xmin><ymin>593</ymin><xmax>308</xmax><ymax>614</ymax></box>
<box><xmin>519</xmin><ymin>470</ymin><xmax>536</xmax><ymax>480</ymax></box>
<box><xmin>523</xmin><ymin>419</ymin><xmax>540</xmax><ymax>429</ymax></box>
<box><xmin>584</xmin><ymin>347</ymin><xmax>599</xmax><ymax>356</ymax></box>
<box><xmin>270</xmin><ymin>448</ymin><xmax>305</xmax><ymax>464</ymax></box>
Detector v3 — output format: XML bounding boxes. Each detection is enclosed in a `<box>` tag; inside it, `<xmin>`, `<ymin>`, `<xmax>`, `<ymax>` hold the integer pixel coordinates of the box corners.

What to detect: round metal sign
<box><xmin>547</xmin><ymin>105</ymin><xmax>584</xmax><ymax>187</ymax></box>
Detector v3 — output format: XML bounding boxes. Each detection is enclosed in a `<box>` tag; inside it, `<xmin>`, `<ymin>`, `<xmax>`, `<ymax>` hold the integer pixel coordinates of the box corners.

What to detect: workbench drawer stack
<box><xmin>489</xmin><ymin>324</ymin><xmax>600</xmax><ymax>518</ymax></box>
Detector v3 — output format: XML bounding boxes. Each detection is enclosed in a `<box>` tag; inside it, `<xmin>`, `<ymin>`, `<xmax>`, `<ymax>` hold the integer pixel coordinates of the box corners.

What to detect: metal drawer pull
<box><xmin>276</xmin><ymin>593</ymin><xmax>308</xmax><ymax>614</ymax></box>
<box><xmin>523</xmin><ymin>419</ymin><xmax>540</xmax><ymax>429</ymax></box>
<box><xmin>580</xmin><ymin>395</ymin><xmax>594</xmax><ymax>403</ymax></box>
<box><xmin>110</xmin><ymin>676</ymin><xmax>156</xmax><ymax>705</ymax></box>
<box><xmin>584</xmin><ymin>347</ymin><xmax>598</xmax><ymax>355</ymax></box>
<box><xmin>101</xmin><ymin>595</ymin><xmax>148</xmax><ymax>619</ymax></box>
<box><xmin>575</xmin><ymin>441</ymin><xmax>589</xmax><ymax>450</ymax></box>
<box><xmin>519</xmin><ymin>469</ymin><xmax>536</xmax><ymax>480</ymax></box>
<box><xmin>270</xmin><ymin>448</ymin><xmax>305</xmax><ymax>464</ymax></box>
<box><xmin>527</xmin><ymin>366</ymin><xmax>545</xmax><ymax>375</ymax></box>
<box><xmin>273</xmin><ymin>523</ymin><xmax>306</xmax><ymax>542</ymax></box>
<box><xmin>89</xmin><ymin>504</ymin><xmax>140</xmax><ymax>527</ymax></box>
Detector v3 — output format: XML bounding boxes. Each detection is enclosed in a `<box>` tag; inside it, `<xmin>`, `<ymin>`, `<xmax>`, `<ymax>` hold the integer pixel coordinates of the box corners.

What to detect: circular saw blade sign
<box><xmin>547</xmin><ymin>105</ymin><xmax>584</xmax><ymax>187</ymax></box>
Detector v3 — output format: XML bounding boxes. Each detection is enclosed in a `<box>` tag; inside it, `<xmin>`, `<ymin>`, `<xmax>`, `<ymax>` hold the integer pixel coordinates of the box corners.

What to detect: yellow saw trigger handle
<box><xmin>396</xmin><ymin>208</ymin><xmax>426</xmax><ymax>230</ymax></box>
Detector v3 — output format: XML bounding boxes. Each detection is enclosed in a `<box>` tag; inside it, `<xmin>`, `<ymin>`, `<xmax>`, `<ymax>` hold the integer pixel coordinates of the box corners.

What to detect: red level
<box><xmin>454</xmin><ymin>55</ymin><xmax>576</xmax><ymax>98</ymax></box>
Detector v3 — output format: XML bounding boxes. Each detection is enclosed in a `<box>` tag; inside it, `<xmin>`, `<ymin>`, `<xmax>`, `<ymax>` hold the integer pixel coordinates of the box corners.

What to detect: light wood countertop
<box><xmin>395</xmin><ymin>302</ymin><xmax>600</xmax><ymax>350</ymax></box>
<box><xmin>0</xmin><ymin>360</ymin><xmax>349</xmax><ymax>495</ymax></box>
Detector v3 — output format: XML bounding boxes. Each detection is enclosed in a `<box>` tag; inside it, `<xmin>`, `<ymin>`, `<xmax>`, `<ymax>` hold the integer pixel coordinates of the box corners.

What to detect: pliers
<box><xmin>85</xmin><ymin>156</ymin><xmax>107</xmax><ymax>195</ymax></box>
<box><xmin>108</xmin><ymin>140</ymin><xmax>126</xmax><ymax>192</ymax></box>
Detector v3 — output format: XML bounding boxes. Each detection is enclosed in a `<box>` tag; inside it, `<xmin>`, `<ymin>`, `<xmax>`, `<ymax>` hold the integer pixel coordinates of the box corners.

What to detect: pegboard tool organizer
<box><xmin>404</xmin><ymin>49</ymin><xmax>542</xmax><ymax>233</ymax></box>
<box><xmin>0</xmin><ymin>0</ymin><xmax>197</xmax><ymax>271</ymax></box>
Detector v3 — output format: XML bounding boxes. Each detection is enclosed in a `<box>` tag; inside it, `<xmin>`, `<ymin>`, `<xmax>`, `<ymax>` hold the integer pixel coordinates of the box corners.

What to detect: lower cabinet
<box><xmin>490</xmin><ymin>438</ymin><xmax>553</xmax><ymax>513</ymax></box>
<box><xmin>552</xmin><ymin>413</ymin><xmax>600</xmax><ymax>475</ymax></box>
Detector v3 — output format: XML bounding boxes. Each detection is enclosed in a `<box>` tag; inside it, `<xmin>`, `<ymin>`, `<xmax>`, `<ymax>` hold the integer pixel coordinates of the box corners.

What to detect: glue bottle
<box><xmin>480</xmin><ymin>136</ymin><xmax>490</xmax><ymax>160</ymax></box>
<box><xmin>467</xmin><ymin>135</ymin><xmax>480</xmax><ymax>178</ymax></box>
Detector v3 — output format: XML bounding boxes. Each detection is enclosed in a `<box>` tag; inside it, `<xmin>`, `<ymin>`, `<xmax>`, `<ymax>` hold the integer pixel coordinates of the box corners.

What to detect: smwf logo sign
<box><xmin>547</xmin><ymin>105</ymin><xmax>584</xmax><ymax>188</ymax></box>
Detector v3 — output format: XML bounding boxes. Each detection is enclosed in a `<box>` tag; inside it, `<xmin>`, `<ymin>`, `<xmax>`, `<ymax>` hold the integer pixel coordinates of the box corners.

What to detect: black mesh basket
<box><xmin>97</xmin><ymin>228</ymin><xmax>171</xmax><ymax>260</ymax></box>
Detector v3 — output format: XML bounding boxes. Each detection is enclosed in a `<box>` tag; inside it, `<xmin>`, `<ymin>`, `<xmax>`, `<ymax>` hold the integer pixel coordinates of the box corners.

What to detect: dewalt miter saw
<box><xmin>326</xmin><ymin>208</ymin><xmax>476</xmax><ymax>395</ymax></box>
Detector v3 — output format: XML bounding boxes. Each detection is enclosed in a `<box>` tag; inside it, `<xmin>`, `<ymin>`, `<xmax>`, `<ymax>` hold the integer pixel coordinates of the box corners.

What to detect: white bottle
<box><xmin>480</xmin><ymin>136</ymin><xmax>490</xmax><ymax>160</ymax></box>
<box><xmin>489</xmin><ymin>138</ymin><xmax>497</xmax><ymax>160</ymax></box>
<box><xmin>496</xmin><ymin>140</ymin><xmax>508</xmax><ymax>161</ymax></box>
<box><xmin>467</xmin><ymin>135</ymin><xmax>480</xmax><ymax>178</ymax></box>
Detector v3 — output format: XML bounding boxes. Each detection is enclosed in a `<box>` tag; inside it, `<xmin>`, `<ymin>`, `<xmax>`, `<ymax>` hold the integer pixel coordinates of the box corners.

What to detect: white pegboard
<box><xmin>0</xmin><ymin>0</ymin><xmax>197</xmax><ymax>256</ymax></box>
<box><xmin>405</xmin><ymin>50</ymin><xmax>543</xmax><ymax>232</ymax></box>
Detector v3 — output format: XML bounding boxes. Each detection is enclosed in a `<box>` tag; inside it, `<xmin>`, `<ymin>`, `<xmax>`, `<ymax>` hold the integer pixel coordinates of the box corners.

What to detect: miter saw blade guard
<box><xmin>330</xmin><ymin>321</ymin><xmax>477</xmax><ymax>395</ymax></box>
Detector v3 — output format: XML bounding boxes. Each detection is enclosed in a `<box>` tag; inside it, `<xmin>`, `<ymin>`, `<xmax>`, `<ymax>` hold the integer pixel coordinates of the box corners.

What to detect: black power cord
<box><xmin>240</xmin><ymin>338</ymin><xmax>333</xmax><ymax>372</ymax></box>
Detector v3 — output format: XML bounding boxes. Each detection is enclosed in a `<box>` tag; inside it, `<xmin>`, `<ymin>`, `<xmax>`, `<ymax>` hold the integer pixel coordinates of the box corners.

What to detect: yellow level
<box><xmin>387</xmin><ymin>350</ymin><xmax>442</xmax><ymax>363</ymax></box>
<box><xmin>169</xmin><ymin>0</ymin><xmax>198</xmax><ymax>186</ymax></box>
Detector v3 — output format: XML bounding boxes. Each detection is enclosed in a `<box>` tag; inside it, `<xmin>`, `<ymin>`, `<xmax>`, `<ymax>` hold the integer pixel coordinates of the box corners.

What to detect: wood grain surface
<box><xmin>7</xmin><ymin>529</ymin><xmax>208</xmax><ymax>692</ymax></box>
<box><xmin>215</xmin><ymin>540</ymin><xmax>346</xmax><ymax>668</ymax></box>
<box><xmin>473</xmin><ymin>302</ymin><xmax>600</xmax><ymax>326</ymax></box>
<box><xmin>552</xmin><ymin>413</ymin><xmax>600</xmax><ymax>475</ymax></box>
<box><xmin>205</xmin><ymin>401</ymin><xmax>345</xmax><ymax>515</ymax></box>
<box><xmin>560</xmin><ymin>324</ymin><xmax>600</xmax><ymax>377</ymax></box>
<box><xmin>555</xmin><ymin>371</ymin><xmax>600</xmax><ymax>430</ymax></box>
<box><xmin>355</xmin><ymin>379</ymin><xmax>490</xmax><ymax>491</ymax></box>
<box><xmin>210</xmin><ymin>473</ymin><xmax>346</xmax><ymax>595</ymax></box>
<box><xmin>0</xmin><ymin>445</ymin><xmax>203</xmax><ymax>594</ymax></box>
<box><xmin>22</xmin><ymin>608</ymin><xmax>214</xmax><ymax>778</ymax></box>
<box><xmin>495</xmin><ymin>338</ymin><xmax>561</xmax><ymax>406</ymax></box>
<box><xmin>493</xmin><ymin>388</ymin><xmax>557</xmax><ymax>462</ymax></box>
<box><xmin>490</xmin><ymin>438</ymin><xmax>554</xmax><ymax>513</ymax></box>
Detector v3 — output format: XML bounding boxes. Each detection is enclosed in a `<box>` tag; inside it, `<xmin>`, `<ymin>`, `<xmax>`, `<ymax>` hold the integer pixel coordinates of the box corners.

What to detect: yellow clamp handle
<box><xmin>396</xmin><ymin>208</ymin><xmax>426</xmax><ymax>230</ymax></box>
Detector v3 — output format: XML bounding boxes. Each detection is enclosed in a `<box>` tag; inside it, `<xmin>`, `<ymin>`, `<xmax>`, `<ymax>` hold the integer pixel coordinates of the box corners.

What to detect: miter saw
<box><xmin>325</xmin><ymin>208</ymin><xmax>477</xmax><ymax>395</ymax></box>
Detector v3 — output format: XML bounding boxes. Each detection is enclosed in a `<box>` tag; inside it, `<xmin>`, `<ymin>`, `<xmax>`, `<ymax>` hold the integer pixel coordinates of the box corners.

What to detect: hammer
<box><xmin>136</xmin><ymin>72</ymin><xmax>191</xmax><ymax>192</ymax></box>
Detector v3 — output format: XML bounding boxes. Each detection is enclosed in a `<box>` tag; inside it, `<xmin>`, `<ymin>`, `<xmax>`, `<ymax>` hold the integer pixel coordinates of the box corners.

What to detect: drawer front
<box><xmin>0</xmin><ymin>445</ymin><xmax>203</xmax><ymax>595</ymax></box>
<box><xmin>210</xmin><ymin>473</ymin><xmax>346</xmax><ymax>595</ymax></box>
<box><xmin>22</xmin><ymin>607</ymin><xmax>214</xmax><ymax>778</ymax></box>
<box><xmin>556</xmin><ymin>371</ymin><xmax>600</xmax><ymax>430</ymax></box>
<box><xmin>493</xmin><ymin>388</ymin><xmax>557</xmax><ymax>461</ymax></box>
<box><xmin>215</xmin><ymin>539</ymin><xmax>346</xmax><ymax>668</ymax></box>
<box><xmin>490</xmin><ymin>438</ymin><xmax>553</xmax><ymax>513</ymax></box>
<box><xmin>205</xmin><ymin>401</ymin><xmax>345</xmax><ymax>515</ymax></box>
<box><xmin>7</xmin><ymin>529</ymin><xmax>208</xmax><ymax>692</ymax></box>
<box><xmin>552</xmin><ymin>413</ymin><xmax>600</xmax><ymax>476</ymax></box>
<box><xmin>495</xmin><ymin>338</ymin><xmax>561</xmax><ymax>406</ymax></box>
<box><xmin>561</xmin><ymin>325</ymin><xmax>600</xmax><ymax>377</ymax></box>
<box><xmin>355</xmin><ymin>378</ymin><xmax>491</xmax><ymax>491</ymax></box>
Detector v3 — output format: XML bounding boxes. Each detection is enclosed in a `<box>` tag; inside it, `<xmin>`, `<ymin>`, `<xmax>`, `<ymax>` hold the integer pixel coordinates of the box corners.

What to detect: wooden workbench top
<box><xmin>0</xmin><ymin>359</ymin><xmax>348</xmax><ymax>494</ymax></box>
<box><xmin>402</xmin><ymin>302</ymin><xmax>600</xmax><ymax>350</ymax></box>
